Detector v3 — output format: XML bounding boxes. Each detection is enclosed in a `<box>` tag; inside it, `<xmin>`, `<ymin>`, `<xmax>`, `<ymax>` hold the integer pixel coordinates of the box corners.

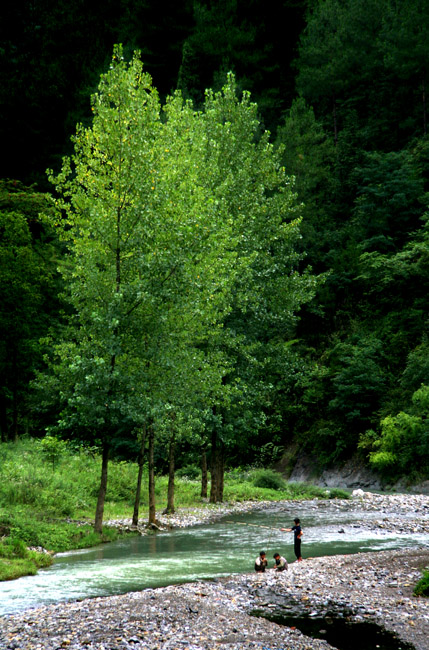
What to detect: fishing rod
<box><xmin>225</xmin><ymin>520</ymin><xmax>281</xmax><ymax>531</ymax></box>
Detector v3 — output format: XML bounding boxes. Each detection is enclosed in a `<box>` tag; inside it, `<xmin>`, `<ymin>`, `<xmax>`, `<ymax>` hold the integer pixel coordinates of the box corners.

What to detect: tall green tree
<box><xmin>47</xmin><ymin>48</ymin><xmax>239</xmax><ymax>530</ymax></box>
<box><xmin>194</xmin><ymin>78</ymin><xmax>319</xmax><ymax>493</ymax></box>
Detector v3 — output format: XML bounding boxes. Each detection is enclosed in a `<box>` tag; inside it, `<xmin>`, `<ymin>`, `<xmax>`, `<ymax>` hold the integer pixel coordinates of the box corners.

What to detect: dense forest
<box><xmin>1</xmin><ymin>0</ymin><xmax>429</xmax><ymax>516</ymax></box>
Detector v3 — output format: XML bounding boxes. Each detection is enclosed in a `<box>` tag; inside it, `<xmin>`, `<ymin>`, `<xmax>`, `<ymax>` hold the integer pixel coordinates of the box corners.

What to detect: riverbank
<box><xmin>107</xmin><ymin>488</ymin><xmax>429</xmax><ymax>537</ymax></box>
<box><xmin>1</xmin><ymin>490</ymin><xmax>428</xmax><ymax>650</ymax></box>
<box><xmin>0</xmin><ymin>437</ymin><xmax>353</xmax><ymax>581</ymax></box>
<box><xmin>1</xmin><ymin>547</ymin><xmax>428</xmax><ymax>650</ymax></box>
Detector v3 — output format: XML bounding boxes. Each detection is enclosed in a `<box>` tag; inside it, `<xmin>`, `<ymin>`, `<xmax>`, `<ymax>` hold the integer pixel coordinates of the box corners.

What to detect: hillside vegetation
<box><xmin>1</xmin><ymin>0</ymin><xmax>428</xmax><ymax>531</ymax></box>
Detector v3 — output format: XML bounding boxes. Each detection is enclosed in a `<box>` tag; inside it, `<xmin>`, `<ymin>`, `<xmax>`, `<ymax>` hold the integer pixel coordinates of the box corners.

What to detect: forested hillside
<box><xmin>1</xmin><ymin>0</ymin><xmax>428</xmax><ymax>495</ymax></box>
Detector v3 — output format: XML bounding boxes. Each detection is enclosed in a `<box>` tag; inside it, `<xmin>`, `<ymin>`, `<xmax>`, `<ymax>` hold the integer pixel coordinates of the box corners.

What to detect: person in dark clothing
<box><xmin>254</xmin><ymin>550</ymin><xmax>268</xmax><ymax>572</ymax></box>
<box><xmin>281</xmin><ymin>517</ymin><xmax>303</xmax><ymax>561</ymax></box>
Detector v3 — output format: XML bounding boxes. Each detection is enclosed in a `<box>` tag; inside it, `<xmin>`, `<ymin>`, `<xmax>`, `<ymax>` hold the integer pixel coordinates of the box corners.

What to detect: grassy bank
<box><xmin>0</xmin><ymin>438</ymin><xmax>349</xmax><ymax>581</ymax></box>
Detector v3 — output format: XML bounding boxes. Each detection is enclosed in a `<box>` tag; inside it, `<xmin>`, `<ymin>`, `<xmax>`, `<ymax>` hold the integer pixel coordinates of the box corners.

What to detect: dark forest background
<box><xmin>1</xmin><ymin>0</ymin><xmax>429</xmax><ymax>482</ymax></box>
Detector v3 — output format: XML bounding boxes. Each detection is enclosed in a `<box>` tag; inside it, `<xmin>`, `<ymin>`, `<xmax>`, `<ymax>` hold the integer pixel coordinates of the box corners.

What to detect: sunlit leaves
<box><xmin>47</xmin><ymin>48</ymin><xmax>316</xmax><ymax>479</ymax></box>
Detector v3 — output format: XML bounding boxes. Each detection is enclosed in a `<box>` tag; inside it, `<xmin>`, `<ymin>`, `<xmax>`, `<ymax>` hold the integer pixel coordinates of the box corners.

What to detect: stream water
<box><xmin>1</xmin><ymin>501</ymin><xmax>428</xmax><ymax>616</ymax></box>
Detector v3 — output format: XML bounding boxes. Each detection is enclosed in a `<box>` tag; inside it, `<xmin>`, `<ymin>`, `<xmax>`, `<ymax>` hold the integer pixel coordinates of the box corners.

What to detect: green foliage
<box><xmin>0</xmin><ymin>537</ymin><xmax>27</xmax><ymax>559</ymax></box>
<box><xmin>286</xmin><ymin>483</ymin><xmax>350</xmax><ymax>500</ymax></box>
<box><xmin>362</xmin><ymin>385</ymin><xmax>429</xmax><ymax>479</ymax></box>
<box><xmin>329</xmin><ymin>337</ymin><xmax>387</xmax><ymax>429</ymax></box>
<box><xmin>414</xmin><ymin>570</ymin><xmax>429</xmax><ymax>597</ymax></box>
<box><xmin>177</xmin><ymin>0</ymin><xmax>304</xmax><ymax>129</ymax></box>
<box><xmin>0</xmin><ymin>439</ymin><xmax>97</xmax><ymax>515</ymax></box>
<box><xmin>352</xmin><ymin>149</ymin><xmax>424</xmax><ymax>252</ymax></box>
<box><xmin>42</xmin><ymin>46</ymin><xmax>318</xmax><ymax>521</ymax></box>
<box><xmin>296</xmin><ymin>0</ymin><xmax>428</xmax><ymax>149</ymax></box>
<box><xmin>0</xmin><ymin>181</ymin><xmax>63</xmax><ymax>440</ymax></box>
<box><xmin>0</xmin><ymin>509</ymin><xmax>120</xmax><ymax>554</ymax></box>
<box><xmin>0</xmin><ymin>537</ymin><xmax>54</xmax><ymax>581</ymax></box>
<box><xmin>0</xmin><ymin>554</ymin><xmax>53</xmax><ymax>581</ymax></box>
<box><xmin>324</xmin><ymin>487</ymin><xmax>351</xmax><ymax>499</ymax></box>
<box><xmin>4</xmin><ymin>0</ymin><xmax>429</xmax><ymax>484</ymax></box>
<box><xmin>401</xmin><ymin>339</ymin><xmax>429</xmax><ymax>396</ymax></box>
<box><xmin>275</xmin><ymin>97</ymin><xmax>337</xmax><ymax>263</ymax></box>
<box><xmin>176</xmin><ymin>465</ymin><xmax>201</xmax><ymax>480</ymax></box>
<box><xmin>106</xmin><ymin>461</ymin><xmax>142</xmax><ymax>502</ymax></box>
<box><xmin>36</xmin><ymin>435</ymin><xmax>69</xmax><ymax>470</ymax></box>
<box><xmin>287</xmin><ymin>1</ymin><xmax>429</xmax><ymax>476</ymax></box>
<box><xmin>251</xmin><ymin>469</ymin><xmax>286</xmax><ymax>491</ymax></box>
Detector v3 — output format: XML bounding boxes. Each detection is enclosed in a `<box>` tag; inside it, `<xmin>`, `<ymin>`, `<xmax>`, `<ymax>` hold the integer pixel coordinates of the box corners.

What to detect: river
<box><xmin>1</xmin><ymin>499</ymin><xmax>428</xmax><ymax>616</ymax></box>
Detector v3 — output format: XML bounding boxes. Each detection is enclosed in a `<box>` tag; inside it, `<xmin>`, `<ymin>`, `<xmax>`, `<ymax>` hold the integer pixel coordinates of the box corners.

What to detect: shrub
<box><xmin>226</xmin><ymin>466</ymin><xmax>253</xmax><ymax>482</ymax></box>
<box><xmin>176</xmin><ymin>465</ymin><xmax>200</xmax><ymax>480</ymax></box>
<box><xmin>284</xmin><ymin>483</ymin><xmax>350</xmax><ymax>500</ymax></box>
<box><xmin>36</xmin><ymin>436</ymin><xmax>69</xmax><ymax>470</ymax></box>
<box><xmin>0</xmin><ymin>558</ymin><xmax>38</xmax><ymax>581</ymax></box>
<box><xmin>414</xmin><ymin>570</ymin><xmax>429</xmax><ymax>597</ymax></box>
<box><xmin>0</xmin><ymin>537</ymin><xmax>27</xmax><ymax>559</ymax></box>
<box><xmin>28</xmin><ymin>550</ymin><xmax>54</xmax><ymax>568</ymax></box>
<box><xmin>365</xmin><ymin>385</ymin><xmax>429</xmax><ymax>480</ymax></box>
<box><xmin>326</xmin><ymin>487</ymin><xmax>350</xmax><ymax>499</ymax></box>
<box><xmin>106</xmin><ymin>461</ymin><xmax>138</xmax><ymax>501</ymax></box>
<box><xmin>251</xmin><ymin>469</ymin><xmax>286</xmax><ymax>490</ymax></box>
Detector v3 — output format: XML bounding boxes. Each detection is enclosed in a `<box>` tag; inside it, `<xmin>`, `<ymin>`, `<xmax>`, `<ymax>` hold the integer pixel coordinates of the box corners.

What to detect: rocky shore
<box><xmin>1</xmin><ymin>491</ymin><xmax>428</xmax><ymax>650</ymax></box>
<box><xmin>106</xmin><ymin>489</ymin><xmax>429</xmax><ymax>537</ymax></box>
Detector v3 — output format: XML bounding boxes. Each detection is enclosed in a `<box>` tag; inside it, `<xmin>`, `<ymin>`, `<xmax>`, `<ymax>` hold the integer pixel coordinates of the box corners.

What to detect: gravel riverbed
<box><xmin>1</xmin><ymin>491</ymin><xmax>428</xmax><ymax>650</ymax></box>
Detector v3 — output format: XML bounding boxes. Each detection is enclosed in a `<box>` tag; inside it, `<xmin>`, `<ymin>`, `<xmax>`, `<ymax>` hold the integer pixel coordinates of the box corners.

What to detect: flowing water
<box><xmin>1</xmin><ymin>501</ymin><xmax>428</xmax><ymax>616</ymax></box>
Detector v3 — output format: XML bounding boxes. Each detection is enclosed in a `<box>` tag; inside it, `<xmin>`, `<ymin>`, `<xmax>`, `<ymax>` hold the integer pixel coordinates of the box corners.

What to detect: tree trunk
<box><xmin>164</xmin><ymin>428</ymin><xmax>176</xmax><ymax>514</ymax></box>
<box><xmin>148</xmin><ymin>424</ymin><xmax>156</xmax><ymax>525</ymax></box>
<box><xmin>209</xmin><ymin>429</ymin><xmax>218</xmax><ymax>503</ymax></box>
<box><xmin>422</xmin><ymin>74</ymin><xmax>427</xmax><ymax>136</ymax></box>
<box><xmin>200</xmin><ymin>446</ymin><xmax>208</xmax><ymax>498</ymax></box>
<box><xmin>132</xmin><ymin>423</ymin><xmax>147</xmax><ymax>526</ymax></box>
<box><xmin>94</xmin><ymin>440</ymin><xmax>109</xmax><ymax>534</ymax></box>
<box><xmin>216</xmin><ymin>440</ymin><xmax>224</xmax><ymax>502</ymax></box>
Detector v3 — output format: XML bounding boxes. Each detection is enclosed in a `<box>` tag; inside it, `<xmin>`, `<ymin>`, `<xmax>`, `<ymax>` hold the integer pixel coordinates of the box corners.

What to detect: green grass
<box><xmin>0</xmin><ymin>438</ymin><xmax>350</xmax><ymax>581</ymax></box>
<box><xmin>0</xmin><ymin>538</ymin><xmax>54</xmax><ymax>581</ymax></box>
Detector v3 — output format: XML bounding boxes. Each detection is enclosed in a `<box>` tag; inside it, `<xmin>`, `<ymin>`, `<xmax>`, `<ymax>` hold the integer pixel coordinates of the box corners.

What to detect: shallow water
<box><xmin>1</xmin><ymin>501</ymin><xmax>427</xmax><ymax>616</ymax></box>
<box><xmin>252</xmin><ymin>612</ymin><xmax>416</xmax><ymax>650</ymax></box>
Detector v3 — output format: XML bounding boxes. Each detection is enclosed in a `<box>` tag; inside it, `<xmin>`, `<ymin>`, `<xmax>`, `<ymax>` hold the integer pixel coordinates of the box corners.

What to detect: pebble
<box><xmin>1</xmin><ymin>491</ymin><xmax>428</xmax><ymax>649</ymax></box>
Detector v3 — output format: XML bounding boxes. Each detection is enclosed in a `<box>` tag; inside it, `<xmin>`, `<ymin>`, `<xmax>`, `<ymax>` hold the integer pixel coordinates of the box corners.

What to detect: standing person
<box><xmin>281</xmin><ymin>517</ymin><xmax>303</xmax><ymax>561</ymax></box>
<box><xmin>272</xmin><ymin>552</ymin><xmax>288</xmax><ymax>571</ymax></box>
<box><xmin>254</xmin><ymin>551</ymin><xmax>268</xmax><ymax>572</ymax></box>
